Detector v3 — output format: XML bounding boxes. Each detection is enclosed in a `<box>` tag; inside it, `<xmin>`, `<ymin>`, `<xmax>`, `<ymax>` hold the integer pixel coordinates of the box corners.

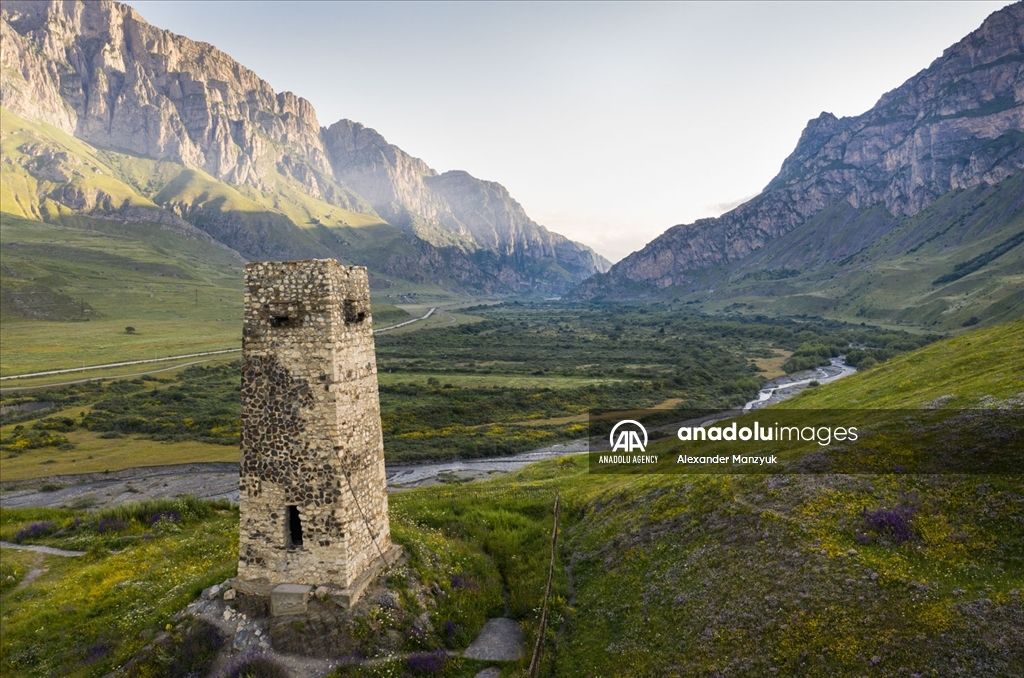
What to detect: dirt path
<box><xmin>1</xmin><ymin>542</ymin><xmax>85</xmax><ymax>594</ymax></box>
<box><xmin>0</xmin><ymin>348</ymin><xmax>241</xmax><ymax>382</ymax></box>
<box><xmin>0</xmin><ymin>358</ymin><xmax>220</xmax><ymax>392</ymax></box>
<box><xmin>0</xmin><ymin>540</ymin><xmax>86</xmax><ymax>557</ymax></box>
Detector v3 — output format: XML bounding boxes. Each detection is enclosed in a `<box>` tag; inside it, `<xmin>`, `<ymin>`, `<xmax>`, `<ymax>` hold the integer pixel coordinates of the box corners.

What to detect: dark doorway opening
<box><xmin>287</xmin><ymin>505</ymin><xmax>303</xmax><ymax>547</ymax></box>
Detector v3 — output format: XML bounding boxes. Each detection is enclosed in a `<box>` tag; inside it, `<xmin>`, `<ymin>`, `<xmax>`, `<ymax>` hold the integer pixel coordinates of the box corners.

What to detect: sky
<box><xmin>130</xmin><ymin>1</ymin><xmax>1014</xmax><ymax>263</ymax></box>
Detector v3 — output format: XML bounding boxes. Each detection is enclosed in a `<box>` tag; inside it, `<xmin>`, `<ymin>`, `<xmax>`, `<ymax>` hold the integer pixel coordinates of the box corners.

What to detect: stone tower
<box><xmin>237</xmin><ymin>260</ymin><xmax>396</xmax><ymax>595</ymax></box>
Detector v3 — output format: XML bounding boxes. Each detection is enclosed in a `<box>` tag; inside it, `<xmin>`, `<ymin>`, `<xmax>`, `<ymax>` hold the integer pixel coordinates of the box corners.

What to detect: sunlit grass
<box><xmin>0</xmin><ymin>500</ymin><xmax>237</xmax><ymax>678</ymax></box>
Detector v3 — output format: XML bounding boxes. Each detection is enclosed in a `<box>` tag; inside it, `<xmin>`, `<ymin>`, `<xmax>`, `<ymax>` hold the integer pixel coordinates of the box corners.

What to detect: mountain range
<box><xmin>569</xmin><ymin>2</ymin><xmax>1024</xmax><ymax>331</ymax></box>
<box><xmin>0</xmin><ymin>0</ymin><xmax>609</xmax><ymax>298</ymax></box>
<box><xmin>2</xmin><ymin>1</ymin><xmax>1022</xmax><ymax>332</ymax></box>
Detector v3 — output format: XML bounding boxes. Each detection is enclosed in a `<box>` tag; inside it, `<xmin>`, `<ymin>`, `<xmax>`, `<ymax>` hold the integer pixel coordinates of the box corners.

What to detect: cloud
<box><xmin>707</xmin><ymin>194</ymin><xmax>757</xmax><ymax>216</ymax></box>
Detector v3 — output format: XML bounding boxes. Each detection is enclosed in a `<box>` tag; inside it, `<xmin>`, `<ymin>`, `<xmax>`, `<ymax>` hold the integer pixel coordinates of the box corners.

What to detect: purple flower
<box><xmin>14</xmin><ymin>521</ymin><xmax>56</xmax><ymax>542</ymax></box>
<box><xmin>85</xmin><ymin>641</ymin><xmax>111</xmax><ymax>662</ymax></box>
<box><xmin>450</xmin><ymin>574</ymin><xmax>478</xmax><ymax>590</ymax></box>
<box><xmin>862</xmin><ymin>505</ymin><xmax>916</xmax><ymax>543</ymax></box>
<box><xmin>149</xmin><ymin>510</ymin><xmax>181</xmax><ymax>526</ymax></box>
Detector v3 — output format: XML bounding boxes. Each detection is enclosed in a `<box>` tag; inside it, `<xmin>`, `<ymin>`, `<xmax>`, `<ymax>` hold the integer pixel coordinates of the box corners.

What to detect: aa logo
<box><xmin>610</xmin><ymin>420</ymin><xmax>648</xmax><ymax>453</ymax></box>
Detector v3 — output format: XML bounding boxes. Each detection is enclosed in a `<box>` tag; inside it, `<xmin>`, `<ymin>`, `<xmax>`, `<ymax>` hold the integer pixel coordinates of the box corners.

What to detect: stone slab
<box><xmin>463</xmin><ymin>617</ymin><xmax>524</xmax><ymax>661</ymax></box>
<box><xmin>330</xmin><ymin>544</ymin><xmax>403</xmax><ymax>608</ymax></box>
<box><xmin>271</xmin><ymin>583</ymin><xmax>312</xmax><ymax>617</ymax></box>
<box><xmin>231</xmin><ymin>577</ymin><xmax>274</xmax><ymax>597</ymax></box>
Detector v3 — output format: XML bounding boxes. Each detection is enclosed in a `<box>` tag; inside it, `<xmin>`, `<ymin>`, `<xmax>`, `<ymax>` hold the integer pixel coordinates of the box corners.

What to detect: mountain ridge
<box><xmin>0</xmin><ymin>0</ymin><xmax>608</xmax><ymax>295</ymax></box>
<box><xmin>569</xmin><ymin>2</ymin><xmax>1024</xmax><ymax>314</ymax></box>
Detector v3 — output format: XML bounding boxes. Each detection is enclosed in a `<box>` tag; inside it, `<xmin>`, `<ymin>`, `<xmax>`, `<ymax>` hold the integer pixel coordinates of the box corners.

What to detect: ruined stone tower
<box><xmin>237</xmin><ymin>260</ymin><xmax>396</xmax><ymax>595</ymax></box>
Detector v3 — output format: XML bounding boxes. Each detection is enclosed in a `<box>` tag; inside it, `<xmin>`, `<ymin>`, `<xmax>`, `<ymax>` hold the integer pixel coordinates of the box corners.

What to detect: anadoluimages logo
<box><xmin>609</xmin><ymin>420</ymin><xmax>648</xmax><ymax>452</ymax></box>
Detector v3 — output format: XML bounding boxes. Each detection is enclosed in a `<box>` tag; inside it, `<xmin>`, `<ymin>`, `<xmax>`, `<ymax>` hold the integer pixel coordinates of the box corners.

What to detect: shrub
<box><xmin>861</xmin><ymin>505</ymin><xmax>916</xmax><ymax>543</ymax></box>
<box><xmin>14</xmin><ymin>521</ymin><xmax>57</xmax><ymax>542</ymax></box>
<box><xmin>221</xmin><ymin>652</ymin><xmax>289</xmax><ymax>678</ymax></box>
<box><xmin>406</xmin><ymin>649</ymin><xmax>448</xmax><ymax>675</ymax></box>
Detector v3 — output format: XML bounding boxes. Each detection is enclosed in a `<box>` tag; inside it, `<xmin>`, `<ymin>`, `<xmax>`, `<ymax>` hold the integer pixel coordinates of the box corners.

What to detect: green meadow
<box><xmin>2</xmin><ymin>317</ymin><xmax>1022</xmax><ymax>676</ymax></box>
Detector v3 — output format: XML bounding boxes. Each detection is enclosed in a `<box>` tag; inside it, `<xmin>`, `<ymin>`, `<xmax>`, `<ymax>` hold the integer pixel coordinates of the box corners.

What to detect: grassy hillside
<box><xmin>0</xmin><ymin>210</ymin><xmax>438</xmax><ymax>377</ymax></box>
<box><xmin>552</xmin><ymin>318</ymin><xmax>1024</xmax><ymax>676</ymax></box>
<box><xmin>0</xmin><ymin>107</ymin><xmax>466</xmax><ymax>375</ymax></box>
<box><xmin>693</xmin><ymin>174</ymin><xmax>1024</xmax><ymax>332</ymax></box>
<box><xmin>777</xmin><ymin>315</ymin><xmax>1024</xmax><ymax>409</ymax></box>
<box><xmin>0</xmin><ymin>213</ymin><xmax>244</xmax><ymax>376</ymax></box>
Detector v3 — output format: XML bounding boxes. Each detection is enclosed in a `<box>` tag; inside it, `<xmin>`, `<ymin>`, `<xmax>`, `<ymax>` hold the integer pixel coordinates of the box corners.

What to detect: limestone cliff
<box><xmin>0</xmin><ymin>0</ymin><xmax>349</xmax><ymax>203</ymax></box>
<box><xmin>1</xmin><ymin>0</ymin><xmax>607</xmax><ymax>293</ymax></box>
<box><xmin>322</xmin><ymin>120</ymin><xmax>609</xmax><ymax>276</ymax></box>
<box><xmin>570</xmin><ymin>3</ymin><xmax>1024</xmax><ymax>299</ymax></box>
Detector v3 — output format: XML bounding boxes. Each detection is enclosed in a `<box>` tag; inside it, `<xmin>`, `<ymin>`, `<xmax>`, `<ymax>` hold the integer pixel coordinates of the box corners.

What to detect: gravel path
<box><xmin>0</xmin><ymin>541</ymin><xmax>85</xmax><ymax>556</ymax></box>
<box><xmin>463</xmin><ymin>618</ymin><xmax>524</xmax><ymax>661</ymax></box>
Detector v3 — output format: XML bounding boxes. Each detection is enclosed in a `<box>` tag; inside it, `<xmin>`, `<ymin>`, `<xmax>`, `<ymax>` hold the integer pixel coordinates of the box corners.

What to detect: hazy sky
<box><xmin>130</xmin><ymin>1</ymin><xmax>1014</xmax><ymax>262</ymax></box>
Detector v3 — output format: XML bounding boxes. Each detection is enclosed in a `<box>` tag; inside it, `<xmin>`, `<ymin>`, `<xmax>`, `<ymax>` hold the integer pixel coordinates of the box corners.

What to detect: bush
<box><xmin>14</xmin><ymin>521</ymin><xmax>57</xmax><ymax>542</ymax></box>
<box><xmin>125</xmin><ymin>617</ymin><xmax>223</xmax><ymax>678</ymax></box>
<box><xmin>221</xmin><ymin>652</ymin><xmax>289</xmax><ymax>678</ymax></box>
<box><xmin>0</xmin><ymin>427</ymin><xmax>71</xmax><ymax>452</ymax></box>
<box><xmin>861</xmin><ymin>505</ymin><xmax>916</xmax><ymax>543</ymax></box>
<box><xmin>407</xmin><ymin>649</ymin><xmax>449</xmax><ymax>675</ymax></box>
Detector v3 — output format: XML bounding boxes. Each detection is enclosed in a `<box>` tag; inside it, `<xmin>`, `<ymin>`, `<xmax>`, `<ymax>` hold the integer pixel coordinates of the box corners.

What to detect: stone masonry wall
<box><xmin>237</xmin><ymin>259</ymin><xmax>392</xmax><ymax>588</ymax></box>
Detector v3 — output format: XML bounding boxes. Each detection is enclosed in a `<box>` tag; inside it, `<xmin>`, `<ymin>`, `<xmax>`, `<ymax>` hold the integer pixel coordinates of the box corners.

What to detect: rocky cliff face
<box><xmin>322</xmin><ymin>120</ymin><xmax>609</xmax><ymax>275</ymax></box>
<box><xmin>1</xmin><ymin>0</ymin><xmax>607</xmax><ymax>292</ymax></box>
<box><xmin>321</xmin><ymin>120</ymin><xmax>462</xmax><ymax>238</ymax></box>
<box><xmin>0</xmin><ymin>0</ymin><xmax>341</xmax><ymax>198</ymax></box>
<box><xmin>570</xmin><ymin>3</ymin><xmax>1024</xmax><ymax>299</ymax></box>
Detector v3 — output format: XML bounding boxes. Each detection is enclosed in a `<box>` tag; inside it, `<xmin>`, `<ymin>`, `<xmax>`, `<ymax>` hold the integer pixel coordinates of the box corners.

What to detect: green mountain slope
<box><xmin>0</xmin><ymin>212</ymin><xmax>244</xmax><ymax>376</ymax></box>
<box><xmin>549</xmin><ymin>318</ymin><xmax>1024</xmax><ymax>675</ymax></box>
<box><xmin>700</xmin><ymin>174</ymin><xmax>1024</xmax><ymax>331</ymax></box>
